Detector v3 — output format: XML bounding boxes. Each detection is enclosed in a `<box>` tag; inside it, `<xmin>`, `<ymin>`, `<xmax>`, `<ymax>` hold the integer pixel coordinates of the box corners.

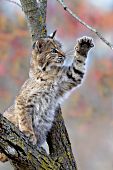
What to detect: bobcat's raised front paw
<box><xmin>75</xmin><ymin>36</ymin><xmax>94</xmax><ymax>55</ymax></box>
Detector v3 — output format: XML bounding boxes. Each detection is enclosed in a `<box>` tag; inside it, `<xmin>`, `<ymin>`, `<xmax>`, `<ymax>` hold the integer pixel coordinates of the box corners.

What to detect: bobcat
<box><xmin>0</xmin><ymin>34</ymin><xmax>94</xmax><ymax>162</ymax></box>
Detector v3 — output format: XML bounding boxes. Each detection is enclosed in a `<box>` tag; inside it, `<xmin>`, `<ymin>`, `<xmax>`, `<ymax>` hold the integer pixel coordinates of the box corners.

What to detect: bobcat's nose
<box><xmin>58</xmin><ymin>50</ymin><xmax>65</xmax><ymax>57</ymax></box>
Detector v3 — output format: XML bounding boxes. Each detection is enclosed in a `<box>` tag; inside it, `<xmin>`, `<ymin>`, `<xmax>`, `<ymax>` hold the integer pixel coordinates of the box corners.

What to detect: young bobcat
<box><xmin>0</xmin><ymin>35</ymin><xmax>94</xmax><ymax>162</ymax></box>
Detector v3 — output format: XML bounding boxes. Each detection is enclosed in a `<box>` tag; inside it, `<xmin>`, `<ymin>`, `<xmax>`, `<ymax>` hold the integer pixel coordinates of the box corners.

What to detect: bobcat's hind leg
<box><xmin>15</xmin><ymin>97</ymin><xmax>37</xmax><ymax>145</ymax></box>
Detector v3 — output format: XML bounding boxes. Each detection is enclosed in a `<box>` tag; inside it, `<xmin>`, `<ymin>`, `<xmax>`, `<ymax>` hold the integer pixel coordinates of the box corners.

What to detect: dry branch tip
<box><xmin>57</xmin><ymin>0</ymin><xmax>113</xmax><ymax>50</ymax></box>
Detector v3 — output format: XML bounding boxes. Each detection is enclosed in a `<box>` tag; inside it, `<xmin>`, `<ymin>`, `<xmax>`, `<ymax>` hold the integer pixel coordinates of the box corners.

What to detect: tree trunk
<box><xmin>20</xmin><ymin>0</ymin><xmax>47</xmax><ymax>41</ymax></box>
<box><xmin>0</xmin><ymin>0</ymin><xmax>77</xmax><ymax>169</ymax></box>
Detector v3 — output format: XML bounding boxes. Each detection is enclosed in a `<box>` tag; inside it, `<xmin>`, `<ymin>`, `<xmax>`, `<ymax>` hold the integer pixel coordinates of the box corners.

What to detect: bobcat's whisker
<box><xmin>65</xmin><ymin>49</ymin><xmax>74</xmax><ymax>54</ymax></box>
<box><xmin>65</xmin><ymin>54</ymin><xmax>74</xmax><ymax>57</ymax></box>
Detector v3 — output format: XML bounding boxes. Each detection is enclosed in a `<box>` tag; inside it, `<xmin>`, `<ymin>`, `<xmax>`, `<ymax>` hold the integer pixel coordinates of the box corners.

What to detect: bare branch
<box><xmin>57</xmin><ymin>0</ymin><xmax>113</xmax><ymax>50</ymax></box>
<box><xmin>3</xmin><ymin>0</ymin><xmax>22</xmax><ymax>8</ymax></box>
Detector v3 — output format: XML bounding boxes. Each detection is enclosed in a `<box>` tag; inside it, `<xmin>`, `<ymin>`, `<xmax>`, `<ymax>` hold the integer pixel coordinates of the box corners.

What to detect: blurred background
<box><xmin>0</xmin><ymin>0</ymin><xmax>113</xmax><ymax>169</ymax></box>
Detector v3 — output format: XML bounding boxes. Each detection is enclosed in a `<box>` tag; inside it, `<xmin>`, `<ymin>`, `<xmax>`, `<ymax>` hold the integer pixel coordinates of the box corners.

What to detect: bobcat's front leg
<box><xmin>72</xmin><ymin>36</ymin><xmax>94</xmax><ymax>82</ymax></box>
<box><xmin>15</xmin><ymin>96</ymin><xmax>37</xmax><ymax>145</ymax></box>
<box><xmin>64</xmin><ymin>36</ymin><xmax>94</xmax><ymax>88</ymax></box>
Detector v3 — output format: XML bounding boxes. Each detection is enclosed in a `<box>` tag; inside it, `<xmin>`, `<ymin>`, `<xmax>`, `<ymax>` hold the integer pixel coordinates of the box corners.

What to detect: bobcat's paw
<box><xmin>0</xmin><ymin>153</ymin><xmax>8</xmax><ymax>163</ymax></box>
<box><xmin>75</xmin><ymin>36</ymin><xmax>94</xmax><ymax>55</ymax></box>
<box><xmin>29</xmin><ymin>134</ymin><xmax>37</xmax><ymax>145</ymax></box>
<box><xmin>25</xmin><ymin>131</ymin><xmax>37</xmax><ymax>145</ymax></box>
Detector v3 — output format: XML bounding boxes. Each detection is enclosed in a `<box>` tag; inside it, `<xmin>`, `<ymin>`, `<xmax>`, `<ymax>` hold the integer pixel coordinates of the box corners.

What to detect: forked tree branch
<box><xmin>57</xmin><ymin>0</ymin><xmax>113</xmax><ymax>50</ymax></box>
<box><xmin>0</xmin><ymin>113</ymin><xmax>60</xmax><ymax>170</ymax></box>
<box><xmin>0</xmin><ymin>108</ymin><xmax>77</xmax><ymax>170</ymax></box>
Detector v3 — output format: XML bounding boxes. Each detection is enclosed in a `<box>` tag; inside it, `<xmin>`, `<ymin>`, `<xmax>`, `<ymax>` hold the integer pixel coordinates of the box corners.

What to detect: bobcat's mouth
<box><xmin>57</xmin><ymin>56</ymin><xmax>65</xmax><ymax>63</ymax></box>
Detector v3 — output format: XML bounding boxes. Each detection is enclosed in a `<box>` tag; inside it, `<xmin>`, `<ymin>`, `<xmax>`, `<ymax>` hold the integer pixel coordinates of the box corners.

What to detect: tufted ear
<box><xmin>32</xmin><ymin>39</ymin><xmax>45</xmax><ymax>53</ymax></box>
<box><xmin>48</xmin><ymin>30</ymin><xmax>57</xmax><ymax>39</ymax></box>
<box><xmin>32</xmin><ymin>42</ymin><xmax>36</xmax><ymax>49</ymax></box>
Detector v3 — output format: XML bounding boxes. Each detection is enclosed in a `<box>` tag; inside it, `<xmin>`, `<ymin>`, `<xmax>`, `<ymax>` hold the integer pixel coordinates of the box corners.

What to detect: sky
<box><xmin>88</xmin><ymin>0</ymin><xmax>113</xmax><ymax>11</ymax></box>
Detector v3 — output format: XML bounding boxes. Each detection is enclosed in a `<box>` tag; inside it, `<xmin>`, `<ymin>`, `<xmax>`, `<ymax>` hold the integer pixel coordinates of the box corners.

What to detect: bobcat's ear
<box><xmin>32</xmin><ymin>42</ymin><xmax>36</xmax><ymax>49</ymax></box>
<box><xmin>48</xmin><ymin>30</ymin><xmax>57</xmax><ymax>39</ymax></box>
<box><xmin>32</xmin><ymin>39</ymin><xmax>45</xmax><ymax>53</ymax></box>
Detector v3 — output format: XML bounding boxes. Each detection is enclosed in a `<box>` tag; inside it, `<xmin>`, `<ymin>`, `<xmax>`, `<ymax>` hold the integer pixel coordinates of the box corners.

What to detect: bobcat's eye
<box><xmin>51</xmin><ymin>48</ymin><xmax>58</xmax><ymax>53</ymax></box>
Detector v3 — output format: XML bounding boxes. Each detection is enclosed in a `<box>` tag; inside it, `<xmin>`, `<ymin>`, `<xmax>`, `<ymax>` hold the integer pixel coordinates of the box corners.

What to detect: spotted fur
<box><xmin>0</xmin><ymin>36</ymin><xmax>94</xmax><ymax>162</ymax></box>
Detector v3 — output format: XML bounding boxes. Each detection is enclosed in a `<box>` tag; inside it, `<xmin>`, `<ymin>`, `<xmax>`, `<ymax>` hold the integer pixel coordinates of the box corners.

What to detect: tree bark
<box><xmin>47</xmin><ymin>107</ymin><xmax>77</xmax><ymax>170</ymax></box>
<box><xmin>0</xmin><ymin>114</ymin><xmax>60</xmax><ymax>170</ymax></box>
<box><xmin>20</xmin><ymin>0</ymin><xmax>47</xmax><ymax>42</ymax></box>
<box><xmin>0</xmin><ymin>0</ymin><xmax>77</xmax><ymax>169</ymax></box>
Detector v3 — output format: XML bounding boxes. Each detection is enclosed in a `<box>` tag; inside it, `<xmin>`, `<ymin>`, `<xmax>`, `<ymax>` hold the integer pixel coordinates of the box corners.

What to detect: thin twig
<box><xmin>57</xmin><ymin>0</ymin><xmax>113</xmax><ymax>50</ymax></box>
<box><xmin>3</xmin><ymin>0</ymin><xmax>22</xmax><ymax>8</ymax></box>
